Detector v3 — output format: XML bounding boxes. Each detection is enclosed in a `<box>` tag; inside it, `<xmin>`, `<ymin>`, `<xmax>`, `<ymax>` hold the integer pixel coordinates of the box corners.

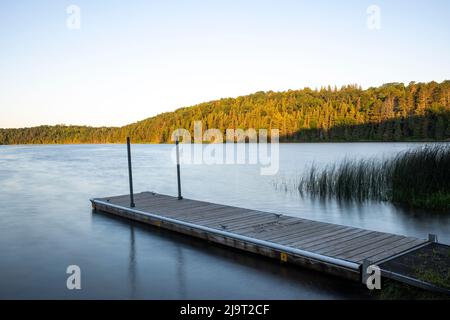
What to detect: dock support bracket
<box><xmin>428</xmin><ymin>233</ymin><xmax>438</xmax><ymax>243</ymax></box>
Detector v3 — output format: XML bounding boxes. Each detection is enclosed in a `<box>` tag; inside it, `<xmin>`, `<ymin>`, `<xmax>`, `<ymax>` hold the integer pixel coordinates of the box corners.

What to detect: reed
<box><xmin>296</xmin><ymin>144</ymin><xmax>450</xmax><ymax>210</ymax></box>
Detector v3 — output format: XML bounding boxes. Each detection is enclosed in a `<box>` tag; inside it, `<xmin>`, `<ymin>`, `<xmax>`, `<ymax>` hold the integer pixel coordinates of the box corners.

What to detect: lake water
<box><xmin>0</xmin><ymin>143</ymin><xmax>448</xmax><ymax>299</ymax></box>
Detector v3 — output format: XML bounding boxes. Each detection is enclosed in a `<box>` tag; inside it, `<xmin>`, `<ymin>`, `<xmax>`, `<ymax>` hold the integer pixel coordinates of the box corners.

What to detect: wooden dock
<box><xmin>90</xmin><ymin>191</ymin><xmax>439</xmax><ymax>286</ymax></box>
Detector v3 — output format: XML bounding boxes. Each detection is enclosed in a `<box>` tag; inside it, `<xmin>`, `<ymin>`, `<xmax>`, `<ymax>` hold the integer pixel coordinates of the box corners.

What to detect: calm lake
<box><xmin>0</xmin><ymin>143</ymin><xmax>449</xmax><ymax>299</ymax></box>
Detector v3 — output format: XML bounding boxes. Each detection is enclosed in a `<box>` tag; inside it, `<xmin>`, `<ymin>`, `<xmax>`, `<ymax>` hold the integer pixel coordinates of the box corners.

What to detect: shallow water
<box><xmin>0</xmin><ymin>143</ymin><xmax>448</xmax><ymax>299</ymax></box>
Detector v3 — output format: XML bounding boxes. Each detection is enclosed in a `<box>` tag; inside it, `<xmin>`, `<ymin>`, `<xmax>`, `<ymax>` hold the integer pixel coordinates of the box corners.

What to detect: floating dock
<box><xmin>90</xmin><ymin>191</ymin><xmax>449</xmax><ymax>294</ymax></box>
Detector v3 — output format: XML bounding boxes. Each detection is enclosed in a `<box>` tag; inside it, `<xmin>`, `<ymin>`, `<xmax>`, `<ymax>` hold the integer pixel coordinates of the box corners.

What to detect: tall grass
<box><xmin>297</xmin><ymin>144</ymin><xmax>450</xmax><ymax>210</ymax></box>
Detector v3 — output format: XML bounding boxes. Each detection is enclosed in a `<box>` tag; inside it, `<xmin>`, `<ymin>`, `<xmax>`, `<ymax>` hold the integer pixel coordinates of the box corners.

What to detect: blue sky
<box><xmin>0</xmin><ymin>0</ymin><xmax>449</xmax><ymax>128</ymax></box>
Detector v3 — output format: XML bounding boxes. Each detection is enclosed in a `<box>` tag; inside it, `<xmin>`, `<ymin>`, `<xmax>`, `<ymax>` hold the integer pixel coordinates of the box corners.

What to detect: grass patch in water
<box><xmin>293</xmin><ymin>144</ymin><xmax>450</xmax><ymax>210</ymax></box>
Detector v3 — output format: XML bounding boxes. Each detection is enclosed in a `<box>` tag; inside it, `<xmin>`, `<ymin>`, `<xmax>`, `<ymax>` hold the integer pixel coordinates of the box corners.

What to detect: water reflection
<box><xmin>129</xmin><ymin>225</ymin><xmax>137</xmax><ymax>298</ymax></box>
<box><xmin>175</xmin><ymin>246</ymin><xmax>187</xmax><ymax>299</ymax></box>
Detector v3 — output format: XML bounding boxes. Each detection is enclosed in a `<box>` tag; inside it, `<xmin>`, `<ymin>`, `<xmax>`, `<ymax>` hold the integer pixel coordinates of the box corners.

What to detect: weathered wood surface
<box><xmin>92</xmin><ymin>192</ymin><xmax>427</xmax><ymax>270</ymax></box>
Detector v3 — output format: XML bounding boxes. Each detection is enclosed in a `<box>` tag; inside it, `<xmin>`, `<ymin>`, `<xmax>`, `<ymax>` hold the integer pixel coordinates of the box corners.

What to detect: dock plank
<box><xmin>276</xmin><ymin>225</ymin><xmax>348</xmax><ymax>246</ymax></box>
<box><xmin>229</xmin><ymin>216</ymin><xmax>301</xmax><ymax>234</ymax></box>
<box><xmin>355</xmin><ymin>239</ymin><xmax>426</xmax><ymax>263</ymax></box>
<box><xmin>287</xmin><ymin>227</ymin><xmax>357</xmax><ymax>248</ymax></box>
<box><xmin>270</xmin><ymin>223</ymin><xmax>343</xmax><ymax>243</ymax></box>
<box><xmin>299</xmin><ymin>229</ymin><xmax>370</xmax><ymax>250</ymax></box>
<box><xmin>337</xmin><ymin>235</ymin><xmax>407</xmax><ymax>260</ymax></box>
<box><xmin>317</xmin><ymin>232</ymin><xmax>390</xmax><ymax>256</ymax></box>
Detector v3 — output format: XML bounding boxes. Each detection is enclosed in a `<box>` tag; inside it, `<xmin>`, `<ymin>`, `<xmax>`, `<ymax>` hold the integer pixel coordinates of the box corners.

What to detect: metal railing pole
<box><xmin>176</xmin><ymin>138</ymin><xmax>183</xmax><ymax>200</ymax></box>
<box><xmin>127</xmin><ymin>137</ymin><xmax>135</xmax><ymax>207</ymax></box>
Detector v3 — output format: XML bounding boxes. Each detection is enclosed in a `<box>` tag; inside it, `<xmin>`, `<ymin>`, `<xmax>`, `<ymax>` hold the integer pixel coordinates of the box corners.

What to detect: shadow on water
<box><xmin>332</xmin><ymin>197</ymin><xmax>450</xmax><ymax>223</ymax></box>
<box><xmin>129</xmin><ymin>225</ymin><xmax>137</xmax><ymax>298</ymax></box>
<box><xmin>91</xmin><ymin>210</ymin><xmax>371</xmax><ymax>299</ymax></box>
<box><xmin>175</xmin><ymin>243</ymin><xmax>187</xmax><ymax>299</ymax></box>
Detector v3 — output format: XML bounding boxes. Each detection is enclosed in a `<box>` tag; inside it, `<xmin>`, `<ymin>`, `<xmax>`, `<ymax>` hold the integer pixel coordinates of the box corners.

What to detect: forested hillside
<box><xmin>1</xmin><ymin>81</ymin><xmax>449</xmax><ymax>144</ymax></box>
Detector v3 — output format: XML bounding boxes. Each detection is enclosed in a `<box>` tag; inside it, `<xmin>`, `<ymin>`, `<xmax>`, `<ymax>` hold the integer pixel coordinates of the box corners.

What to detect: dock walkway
<box><xmin>91</xmin><ymin>191</ymin><xmax>440</xmax><ymax>288</ymax></box>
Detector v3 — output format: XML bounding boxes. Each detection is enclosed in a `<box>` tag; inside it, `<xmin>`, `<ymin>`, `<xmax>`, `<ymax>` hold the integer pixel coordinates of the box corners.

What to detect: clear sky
<box><xmin>0</xmin><ymin>0</ymin><xmax>449</xmax><ymax>128</ymax></box>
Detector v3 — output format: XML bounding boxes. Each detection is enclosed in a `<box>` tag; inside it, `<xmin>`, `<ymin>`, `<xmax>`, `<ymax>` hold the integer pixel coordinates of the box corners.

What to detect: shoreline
<box><xmin>1</xmin><ymin>140</ymin><xmax>450</xmax><ymax>146</ymax></box>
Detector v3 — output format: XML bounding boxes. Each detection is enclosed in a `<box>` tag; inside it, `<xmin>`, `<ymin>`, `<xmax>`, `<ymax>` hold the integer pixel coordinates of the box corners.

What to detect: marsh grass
<box><xmin>295</xmin><ymin>144</ymin><xmax>450</xmax><ymax>210</ymax></box>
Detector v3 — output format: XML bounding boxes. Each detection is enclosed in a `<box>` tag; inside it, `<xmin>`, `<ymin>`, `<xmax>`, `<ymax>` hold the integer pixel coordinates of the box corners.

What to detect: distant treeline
<box><xmin>1</xmin><ymin>81</ymin><xmax>449</xmax><ymax>144</ymax></box>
